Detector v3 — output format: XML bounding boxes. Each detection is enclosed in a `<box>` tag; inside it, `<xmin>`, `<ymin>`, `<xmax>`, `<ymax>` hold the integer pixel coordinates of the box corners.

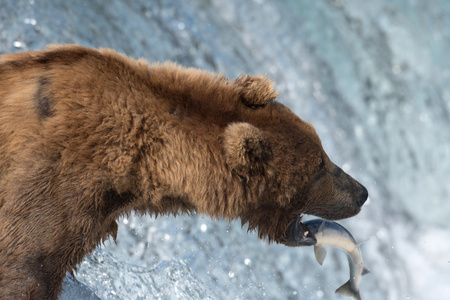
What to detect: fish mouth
<box><xmin>283</xmin><ymin>214</ymin><xmax>317</xmax><ymax>247</ymax></box>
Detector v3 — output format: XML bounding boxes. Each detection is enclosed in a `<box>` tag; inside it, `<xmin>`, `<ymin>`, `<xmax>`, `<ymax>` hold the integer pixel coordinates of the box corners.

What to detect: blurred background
<box><xmin>1</xmin><ymin>0</ymin><xmax>449</xmax><ymax>299</ymax></box>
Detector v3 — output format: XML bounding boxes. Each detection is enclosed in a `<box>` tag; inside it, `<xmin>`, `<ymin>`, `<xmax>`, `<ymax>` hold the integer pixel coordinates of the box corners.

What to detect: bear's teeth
<box><xmin>304</xmin><ymin>230</ymin><xmax>309</xmax><ymax>236</ymax></box>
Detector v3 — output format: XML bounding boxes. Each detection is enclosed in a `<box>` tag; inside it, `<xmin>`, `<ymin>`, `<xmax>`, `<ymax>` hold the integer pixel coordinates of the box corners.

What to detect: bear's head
<box><xmin>130</xmin><ymin>64</ymin><xmax>368</xmax><ymax>247</ymax></box>
<box><xmin>220</xmin><ymin>74</ymin><xmax>368</xmax><ymax>246</ymax></box>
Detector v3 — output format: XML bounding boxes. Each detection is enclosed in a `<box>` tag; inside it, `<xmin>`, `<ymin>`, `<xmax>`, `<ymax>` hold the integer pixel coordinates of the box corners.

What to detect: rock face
<box><xmin>1</xmin><ymin>1</ymin><xmax>449</xmax><ymax>299</ymax></box>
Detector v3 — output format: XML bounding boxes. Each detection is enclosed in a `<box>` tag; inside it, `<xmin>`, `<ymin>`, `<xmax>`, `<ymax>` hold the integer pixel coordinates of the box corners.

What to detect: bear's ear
<box><xmin>224</xmin><ymin>122</ymin><xmax>271</xmax><ymax>175</ymax></box>
<box><xmin>234</xmin><ymin>74</ymin><xmax>279</xmax><ymax>108</ymax></box>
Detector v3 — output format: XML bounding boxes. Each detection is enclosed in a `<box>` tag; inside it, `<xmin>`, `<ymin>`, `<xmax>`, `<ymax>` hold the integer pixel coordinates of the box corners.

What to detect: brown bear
<box><xmin>0</xmin><ymin>45</ymin><xmax>368</xmax><ymax>299</ymax></box>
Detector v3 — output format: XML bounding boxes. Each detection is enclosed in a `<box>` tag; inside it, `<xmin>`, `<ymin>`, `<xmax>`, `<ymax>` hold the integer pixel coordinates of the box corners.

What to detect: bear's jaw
<box><xmin>282</xmin><ymin>214</ymin><xmax>317</xmax><ymax>247</ymax></box>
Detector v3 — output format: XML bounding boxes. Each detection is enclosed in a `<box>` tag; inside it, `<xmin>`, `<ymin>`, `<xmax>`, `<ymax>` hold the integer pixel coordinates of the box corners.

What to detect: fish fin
<box><xmin>357</xmin><ymin>237</ymin><xmax>372</xmax><ymax>247</ymax></box>
<box><xmin>335</xmin><ymin>280</ymin><xmax>361</xmax><ymax>300</ymax></box>
<box><xmin>314</xmin><ymin>245</ymin><xmax>327</xmax><ymax>265</ymax></box>
<box><xmin>362</xmin><ymin>266</ymin><xmax>370</xmax><ymax>276</ymax></box>
<box><xmin>318</xmin><ymin>220</ymin><xmax>326</xmax><ymax>232</ymax></box>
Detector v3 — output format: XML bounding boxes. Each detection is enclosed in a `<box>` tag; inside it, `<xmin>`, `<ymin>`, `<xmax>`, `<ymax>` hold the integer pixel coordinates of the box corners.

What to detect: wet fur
<box><xmin>0</xmin><ymin>45</ymin><xmax>367</xmax><ymax>299</ymax></box>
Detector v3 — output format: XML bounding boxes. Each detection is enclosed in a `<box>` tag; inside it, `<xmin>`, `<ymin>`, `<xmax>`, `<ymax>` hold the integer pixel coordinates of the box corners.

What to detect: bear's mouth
<box><xmin>283</xmin><ymin>214</ymin><xmax>317</xmax><ymax>247</ymax></box>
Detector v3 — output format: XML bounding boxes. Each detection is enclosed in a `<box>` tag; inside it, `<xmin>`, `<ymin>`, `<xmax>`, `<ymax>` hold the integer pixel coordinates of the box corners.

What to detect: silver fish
<box><xmin>303</xmin><ymin>219</ymin><xmax>370</xmax><ymax>300</ymax></box>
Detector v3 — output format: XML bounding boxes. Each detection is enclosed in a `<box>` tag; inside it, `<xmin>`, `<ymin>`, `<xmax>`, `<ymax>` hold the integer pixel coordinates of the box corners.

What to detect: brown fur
<box><xmin>0</xmin><ymin>45</ymin><xmax>367</xmax><ymax>299</ymax></box>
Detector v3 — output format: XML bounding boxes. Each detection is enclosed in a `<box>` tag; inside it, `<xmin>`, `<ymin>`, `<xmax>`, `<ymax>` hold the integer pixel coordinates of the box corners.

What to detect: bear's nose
<box><xmin>356</xmin><ymin>185</ymin><xmax>369</xmax><ymax>208</ymax></box>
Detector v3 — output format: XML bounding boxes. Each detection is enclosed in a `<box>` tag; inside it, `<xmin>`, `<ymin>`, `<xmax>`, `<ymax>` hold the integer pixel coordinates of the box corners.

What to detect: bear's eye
<box><xmin>313</xmin><ymin>159</ymin><xmax>326</xmax><ymax>182</ymax></box>
<box><xmin>243</xmin><ymin>102</ymin><xmax>268</xmax><ymax>110</ymax></box>
<box><xmin>319</xmin><ymin>160</ymin><xmax>325</xmax><ymax>170</ymax></box>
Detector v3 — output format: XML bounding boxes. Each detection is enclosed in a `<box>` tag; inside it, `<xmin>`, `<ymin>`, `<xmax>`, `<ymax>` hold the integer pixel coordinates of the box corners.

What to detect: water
<box><xmin>61</xmin><ymin>248</ymin><xmax>215</xmax><ymax>300</ymax></box>
<box><xmin>1</xmin><ymin>0</ymin><xmax>449</xmax><ymax>299</ymax></box>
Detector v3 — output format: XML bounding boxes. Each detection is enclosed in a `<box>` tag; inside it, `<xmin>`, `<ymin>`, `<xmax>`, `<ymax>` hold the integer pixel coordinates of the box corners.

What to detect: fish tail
<box><xmin>335</xmin><ymin>280</ymin><xmax>361</xmax><ymax>300</ymax></box>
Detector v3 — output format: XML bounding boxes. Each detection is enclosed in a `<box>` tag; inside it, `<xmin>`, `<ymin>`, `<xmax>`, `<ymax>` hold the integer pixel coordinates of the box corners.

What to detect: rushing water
<box><xmin>1</xmin><ymin>0</ymin><xmax>449</xmax><ymax>299</ymax></box>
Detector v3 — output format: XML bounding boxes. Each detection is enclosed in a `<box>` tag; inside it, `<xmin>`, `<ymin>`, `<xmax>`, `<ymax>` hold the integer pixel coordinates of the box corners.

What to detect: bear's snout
<box><xmin>356</xmin><ymin>184</ymin><xmax>368</xmax><ymax>208</ymax></box>
<box><xmin>330</xmin><ymin>163</ymin><xmax>369</xmax><ymax>211</ymax></box>
<box><xmin>301</xmin><ymin>161</ymin><xmax>369</xmax><ymax>221</ymax></box>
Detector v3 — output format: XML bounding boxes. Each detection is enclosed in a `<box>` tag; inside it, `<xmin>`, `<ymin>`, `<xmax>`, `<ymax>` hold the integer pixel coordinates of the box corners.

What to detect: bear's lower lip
<box><xmin>283</xmin><ymin>214</ymin><xmax>317</xmax><ymax>247</ymax></box>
